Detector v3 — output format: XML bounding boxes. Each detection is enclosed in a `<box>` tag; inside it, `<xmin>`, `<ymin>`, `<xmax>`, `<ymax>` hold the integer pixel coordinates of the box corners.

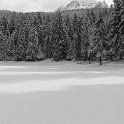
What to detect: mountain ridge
<box><xmin>56</xmin><ymin>0</ymin><xmax>108</xmax><ymax>11</ymax></box>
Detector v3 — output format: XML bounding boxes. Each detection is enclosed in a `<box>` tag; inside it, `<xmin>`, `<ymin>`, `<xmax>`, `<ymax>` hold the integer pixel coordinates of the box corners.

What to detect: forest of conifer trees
<box><xmin>0</xmin><ymin>0</ymin><xmax>123</xmax><ymax>65</ymax></box>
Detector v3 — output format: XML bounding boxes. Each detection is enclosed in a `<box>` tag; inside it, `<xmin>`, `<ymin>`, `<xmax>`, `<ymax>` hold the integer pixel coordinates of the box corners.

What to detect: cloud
<box><xmin>41</xmin><ymin>0</ymin><xmax>69</xmax><ymax>12</ymax></box>
<box><xmin>13</xmin><ymin>1</ymin><xmax>43</xmax><ymax>12</ymax></box>
<box><xmin>0</xmin><ymin>0</ymin><xmax>44</xmax><ymax>12</ymax></box>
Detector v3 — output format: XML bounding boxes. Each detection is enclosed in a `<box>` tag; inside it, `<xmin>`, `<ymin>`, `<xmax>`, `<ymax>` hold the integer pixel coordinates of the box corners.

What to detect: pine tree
<box><xmin>89</xmin><ymin>17</ymin><xmax>107</xmax><ymax>65</ymax></box>
<box><xmin>73</xmin><ymin>14</ymin><xmax>82</xmax><ymax>59</ymax></box>
<box><xmin>43</xmin><ymin>21</ymin><xmax>53</xmax><ymax>58</ymax></box>
<box><xmin>80</xmin><ymin>17</ymin><xmax>89</xmax><ymax>61</ymax></box>
<box><xmin>9</xmin><ymin>18</ymin><xmax>16</xmax><ymax>35</ymax></box>
<box><xmin>6</xmin><ymin>27</ymin><xmax>19</xmax><ymax>60</ymax></box>
<box><xmin>119</xmin><ymin>0</ymin><xmax>124</xmax><ymax>59</ymax></box>
<box><xmin>65</xmin><ymin>14</ymin><xmax>70</xmax><ymax>28</ymax></box>
<box><xmin>63</xmin><ymin>15</ymin><xmax>75</xmax><ymax>60</ymax></box>
<box><xmin>16</xmin><ymin>27</ymin><xmax>26</xmax><ymax>61</ymax></box>
<box><xmin>66</xmin><ymin>23</ymin><xmax>75</xmax><ymax>60</ymax></box>
<box><xmin>6</xmin><ymin>34</ymin><xmax>15</xmax><ymax>60</ymax></box>
<box><xmin>26</xmin><ymin>27</ymin><xmax>39</xmax><ymax>61</ymax></box>
<box><xmin>0</xmin><ymin>16</ymin><xmax>8</xmax><ymax>33</ymax></box>
<box><xmin>37</xmin><ymin>13</ymin><xmax>43</xmax><ymax>25</ymax></box>
<box><xmin>108</xmin><ymin>0</ymin><xmax>122</xmax><ymax>60</ymax></box>
<box><xmin>33</xmin><ymin>16</ymin><xmax>45</xmax><ymax>56</ymax></box>
<box><xmin>52</xmin><ymin>11</ymin><xmax>67</xmax><ymax>61</ymax></box>
<box><xmin>0</xmin><ymin>31</ymin><xmax>7</xmax><ymax>60</ymax></box>
<box><xmin>86</xmin><ymin>10</ymin><xmax>96</xmax><ymax>27</ymax></box>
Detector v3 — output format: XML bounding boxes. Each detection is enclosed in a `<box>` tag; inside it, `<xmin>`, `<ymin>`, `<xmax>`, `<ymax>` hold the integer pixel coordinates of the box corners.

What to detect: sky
<box><xmin>0</xmin><ymin>0</ymin><xmax>113</xmax><ymax>12</ymax></box>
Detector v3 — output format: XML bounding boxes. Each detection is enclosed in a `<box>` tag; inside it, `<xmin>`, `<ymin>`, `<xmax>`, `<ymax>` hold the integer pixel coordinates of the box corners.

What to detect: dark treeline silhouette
<box><xmin>0</xmin><ymin>0</ymin><xmax>123</xmax><ymax>65</ymax></box>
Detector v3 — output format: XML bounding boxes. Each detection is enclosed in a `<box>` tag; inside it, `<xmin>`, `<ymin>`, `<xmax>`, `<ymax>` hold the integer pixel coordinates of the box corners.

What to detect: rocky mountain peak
<box><xmin>56</xmin><ymin>0</ymin><xmax>108</xmax><ymax>11</ymax></box>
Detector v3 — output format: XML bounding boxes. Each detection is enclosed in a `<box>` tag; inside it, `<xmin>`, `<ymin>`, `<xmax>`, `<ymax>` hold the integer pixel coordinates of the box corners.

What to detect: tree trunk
<box><xmin>99</xmin><ymin>52</ymin><xmax>102</xmax><ymax>65</ymax></box>
<box><xmin>110</xmin><ymin>54</ymin><xmax>113</xmax><ymax>61</ymax></box>
<box><xmin>120</xmin><ymin>52</ymin><xmax>123</xmax><ymax>60</ymax></box>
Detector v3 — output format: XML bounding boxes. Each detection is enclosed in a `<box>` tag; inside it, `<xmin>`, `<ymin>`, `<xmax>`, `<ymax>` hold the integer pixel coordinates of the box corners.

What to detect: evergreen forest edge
<box><xmin>0</xmin><ymin>0</ymin><xmax>123</xmax><ymax>65</ymax></box>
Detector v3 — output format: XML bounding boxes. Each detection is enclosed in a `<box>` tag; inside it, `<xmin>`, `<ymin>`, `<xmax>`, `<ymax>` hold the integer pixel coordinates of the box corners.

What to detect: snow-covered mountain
<box><xmin>56</xmin><ymin>0</ymin><xmax>108</xmax><ymax>11</ymax></box>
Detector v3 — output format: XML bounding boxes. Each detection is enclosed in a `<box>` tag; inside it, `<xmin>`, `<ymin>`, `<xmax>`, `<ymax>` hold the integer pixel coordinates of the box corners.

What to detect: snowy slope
<box><xmin>0</xmin><ymin>61</ymin><xmax>124</xmax><ymax>124</ymax></box>
<box><xmin>56</xmin><ymin>0</ymin><xmax>108</xmax><ymax>11</ymax></box>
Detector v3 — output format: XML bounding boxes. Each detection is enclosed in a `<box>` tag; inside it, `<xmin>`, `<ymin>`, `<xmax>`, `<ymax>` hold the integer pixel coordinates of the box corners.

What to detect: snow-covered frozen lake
<box><xmin>0</xmin><ymin>60</ymin><xmax>124</xmax><ymax>124</ymax></box>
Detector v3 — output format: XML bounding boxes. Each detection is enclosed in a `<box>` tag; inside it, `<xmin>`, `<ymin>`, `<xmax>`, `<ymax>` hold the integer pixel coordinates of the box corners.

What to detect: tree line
<box><xmin>0</xmin><ymin>0</ymin><xmax>123</xmax><ymax>65</ymax></box>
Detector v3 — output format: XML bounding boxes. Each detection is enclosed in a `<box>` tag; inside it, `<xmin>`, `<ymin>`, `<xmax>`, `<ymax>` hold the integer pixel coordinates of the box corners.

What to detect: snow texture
<box><xmin>0</xmin><ymin>60</ymin><xmax>124</xmax><ymax>124</ymax></box>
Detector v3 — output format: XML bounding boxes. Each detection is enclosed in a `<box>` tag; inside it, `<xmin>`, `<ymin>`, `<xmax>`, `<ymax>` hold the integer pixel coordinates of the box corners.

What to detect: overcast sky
<box><xmin>0</xmin><ymin>0</ymin><xmax>113</xmax><ymax>12</ymax></box>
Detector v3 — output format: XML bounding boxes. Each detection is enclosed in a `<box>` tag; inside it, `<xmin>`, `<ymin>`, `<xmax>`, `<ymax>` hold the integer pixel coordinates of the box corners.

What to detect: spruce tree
<box><xmin>53</xmin><ymin>11</ymin><xmax>67</xmax><ymax>61</ymax></box>
<box><xmin>0</xmin><ymin>31</ymin><xmax>6</xmax><ymax>60</ymax></box>
<box><xmin>9</xmin><ymin>18</ymin><xmax>16</xmax><ymax>35</ymax></box>
<box><xmin>119</xmin><ymin>0</ymin><xmax>124</xmax><ymax>59</ymax></box>
<box><xmin>26</xmin><ymin>27</ymin><xmax>39</xmax><ymax>61</ymax></box>
<box><xmin>16</xmin><ymin>27</ymin><xmax>26</xmax><ymax>61</ymax></box>
<box><xmin>108</xmin><ymin>0</ymin><xmax>122</xmax><ymax>60</ymax></box>
<box><xmin>66</xmin><ymin>23</ymin><xmax>75</xmax><ymax>60</ymax></box>
<box><xmin>6</xmin><ymin>34</ymin><xmax>15</xmax><ymax>60</ymax></box>
<box><xmin>80</xmin><ymin>17</ymin><xmax>89</xmax><ymax>61</ymax></box>
<box><xmin>73</xmin><ymin>14</ymin><xmax>82</xmax><ymax>59</ymax></box>
<box><xmin>89</xmin><ymin>17</ymin><xmax>107</xmax><ymax>65</ymax></box>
